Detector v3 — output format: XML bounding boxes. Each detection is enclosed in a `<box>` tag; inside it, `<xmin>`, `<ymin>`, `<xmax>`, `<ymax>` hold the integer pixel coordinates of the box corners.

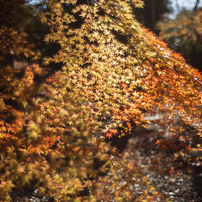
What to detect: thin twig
<box><xmin>92</xmin><ymin>0</ymin><xmax>120</xmax><ymax>26</ymax></box>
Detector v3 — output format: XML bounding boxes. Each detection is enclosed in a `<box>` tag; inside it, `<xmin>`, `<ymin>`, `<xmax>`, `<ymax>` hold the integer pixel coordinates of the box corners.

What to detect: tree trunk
<box><xmin>193</xmin><ymin>0</ymin><xmax>200</xmax><ymax>11</ymax></box>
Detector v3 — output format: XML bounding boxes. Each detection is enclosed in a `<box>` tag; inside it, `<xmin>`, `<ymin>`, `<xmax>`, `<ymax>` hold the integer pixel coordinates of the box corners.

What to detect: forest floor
<box><xmin>122</xmin><ymin>125</ymin><xmax>202</xmax><ymax>202</ymax></box>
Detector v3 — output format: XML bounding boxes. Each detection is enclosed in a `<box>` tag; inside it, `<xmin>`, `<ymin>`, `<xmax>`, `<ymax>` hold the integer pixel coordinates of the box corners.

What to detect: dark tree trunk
<box><xmin>193</xmin><ymin>0</ymin><xmax>200</xmax><ymax>11</ymax></box>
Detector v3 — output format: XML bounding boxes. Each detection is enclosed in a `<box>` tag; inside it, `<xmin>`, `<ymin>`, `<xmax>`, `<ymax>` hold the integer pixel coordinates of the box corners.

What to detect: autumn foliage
<box><xmin>1</xmin><ymin>0</ymin><xmax>202</xmax><ymax>201</ymax></box>
<box><xmin>157</xmin><ymin>8</ymin><xmax>202</xmax><ymax>70</ymax></box>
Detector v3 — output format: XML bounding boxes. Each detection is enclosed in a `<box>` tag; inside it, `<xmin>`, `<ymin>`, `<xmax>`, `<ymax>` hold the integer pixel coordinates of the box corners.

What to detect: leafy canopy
<box><xmin>0</xmin><ymin>0</ymin><xmax>202</xmax><ymax>201</ymax></box>
<box><xmin>41</xmin><ymin>0</ymin><xmax>202</xmax><ymax>137</ymax></box>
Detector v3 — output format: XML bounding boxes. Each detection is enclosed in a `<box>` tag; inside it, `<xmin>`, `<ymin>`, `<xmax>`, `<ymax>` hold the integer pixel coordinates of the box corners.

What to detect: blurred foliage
<box><xmin>1</xmin><ymin>0</ymin><xmax>202</xmax><ymax>201</ymax></box>
<box><xmin>132</xmin><ymin>0</ymin><xmax>172</xmax><ymax>34</ymax></box>
<box><xmin>157</xmin><ymin>8</ymin><xmax>202</xmax><ymax>71</ymax></box>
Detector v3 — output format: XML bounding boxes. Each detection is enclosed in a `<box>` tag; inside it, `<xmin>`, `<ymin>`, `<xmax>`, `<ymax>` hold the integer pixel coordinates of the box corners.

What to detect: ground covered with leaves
<box><xmin>127</xmin><ymin>128</ymin><xmax>202</xmax><ymax>202</ymax></box>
